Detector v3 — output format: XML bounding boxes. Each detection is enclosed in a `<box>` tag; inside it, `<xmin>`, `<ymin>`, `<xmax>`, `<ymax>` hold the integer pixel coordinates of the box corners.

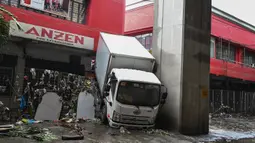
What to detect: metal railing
<box><xmin>210</xmin><ymin>89</ymin><xmax>255</xmax><ymax>114</ymax></box>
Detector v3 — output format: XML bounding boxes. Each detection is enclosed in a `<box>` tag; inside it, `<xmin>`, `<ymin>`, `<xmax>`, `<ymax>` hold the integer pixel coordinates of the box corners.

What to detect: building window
<box><xmin>215</xmin><ymin>40</ymin><xmax>236</xmax><ymax>62</ymax></box>
<box><xmin>244</xmin><ymin>49</ymin><xmax>255</xmax><ymax>67</ymax></box>
<box><xmin>135</xmin><ymin>33</ymin><xmax>153</xmax><ymax>52</ymax></box>
<box><xmin>210</xmin><ymin>38</ymin><xmax>215</xmax><ymax>58</ymax></box>
<box><xmin>0</xmin><ymin>0</ymin><xmax>89</xmax><ymax>24</ymax></box>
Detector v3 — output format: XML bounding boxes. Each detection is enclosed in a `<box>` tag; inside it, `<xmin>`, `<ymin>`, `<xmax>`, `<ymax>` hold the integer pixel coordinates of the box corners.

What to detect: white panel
<box><xmin>95</xmin><ymin>36</ymin><xmax>111</xmax><ymax>95</ymax></box>
<box><xmin>110</xmin><ymin>56</ymin><xmax>154</xmax><ymax>73</ymax></box>
<box><xmin>100</xmin><ymin>33</ymin><xmax>155</xmax><ymax>60</ymax></box>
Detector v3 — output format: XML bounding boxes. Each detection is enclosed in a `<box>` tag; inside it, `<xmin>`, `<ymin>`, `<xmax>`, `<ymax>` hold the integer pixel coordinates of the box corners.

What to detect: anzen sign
<box><xmin>9</xmin><ymin>20</ymin><xmax>94</xmax><ymax>50</ymax></box>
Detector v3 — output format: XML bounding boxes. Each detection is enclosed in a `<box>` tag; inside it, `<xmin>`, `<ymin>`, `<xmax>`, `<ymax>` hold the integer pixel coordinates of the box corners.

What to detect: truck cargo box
<box><xmin>95</xmin><ymin>32</ymin><xmax>155</xmax><ymax>95</ymax></box>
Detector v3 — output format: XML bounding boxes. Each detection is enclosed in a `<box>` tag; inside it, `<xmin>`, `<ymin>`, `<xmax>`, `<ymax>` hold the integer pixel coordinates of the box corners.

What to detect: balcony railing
<box><xmin>0</xmin><ymin>0</ymin><xmax>89</xmax><ymax>24</ymax></box>
<box><xmin>211</xmin><ymin>57</ymin><xmax>255</xmax><ymax>69</ymax></box>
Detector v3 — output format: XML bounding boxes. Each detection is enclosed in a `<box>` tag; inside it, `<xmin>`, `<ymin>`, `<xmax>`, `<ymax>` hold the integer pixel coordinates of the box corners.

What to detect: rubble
<box><xmin>62</xmin><ymin>134</ymin><xmax>84</xmax><ymax>140</ymax></box>
<box><xmin>143</xmin><ymin>129</ymin><xmax>172</xmax><ymax>136</ymax></box>
<box><xmin>84</xmin><ymin>118</ymin><xmax>101</xmax><ymax>124</ymax></box>
<box><xmin>11</xmin><ymin>68</ymin><xmax>99</xmax><ymax>123</ymax></box>
<box><xmin>0</xmin><ymin>101</ymin><xmax>10</xmax><ymax>122</ymax></box>
<box><xmin>5</xmin><ymin>126</ymin><xmax>57</xmax><ymax>142</ymax></box>
<box><xmin>120</xmin><ymin>127</ymin><xmax>131</xmax><ymax>134</ymax></box>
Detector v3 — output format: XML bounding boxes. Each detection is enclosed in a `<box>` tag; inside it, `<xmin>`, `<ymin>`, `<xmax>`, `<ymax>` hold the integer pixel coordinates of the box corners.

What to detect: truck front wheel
<box><xmin>101</xmin><ymin>105</ymin><xmax>108</xmax><ymax>125</ymax></box>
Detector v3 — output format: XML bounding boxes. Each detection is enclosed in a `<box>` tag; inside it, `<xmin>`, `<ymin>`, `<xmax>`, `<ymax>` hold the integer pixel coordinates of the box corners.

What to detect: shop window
<box><xmin>210</xmin><ymin>38</ymin><xmax>215</xmax><ymax>58</ymax></box>
<box><xmin>244</xmin><ymin>49</ymin><xmax>255</xmax><ymax>67</ymax></box>
<box><xmin>215</xmin><ymin>40</ymin><xmax>236</xmax><ymax>62</ymax></box>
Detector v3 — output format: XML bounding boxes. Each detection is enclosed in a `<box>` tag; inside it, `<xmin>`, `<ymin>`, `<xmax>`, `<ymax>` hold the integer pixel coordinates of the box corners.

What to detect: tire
<box><xmin>100</xmin><ymin>105</ymin><xmax>108</xmax><ymax>125</ymax></box>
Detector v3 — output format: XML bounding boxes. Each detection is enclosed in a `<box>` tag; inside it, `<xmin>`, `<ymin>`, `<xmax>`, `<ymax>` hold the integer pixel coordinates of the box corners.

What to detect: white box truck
<box><xmin>93</xmin><ymin>32</ymin><xmax>167</xmax><ymax>128</ymax></box>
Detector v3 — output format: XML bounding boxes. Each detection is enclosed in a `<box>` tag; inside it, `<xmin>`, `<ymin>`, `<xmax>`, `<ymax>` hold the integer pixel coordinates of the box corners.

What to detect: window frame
<box><xmin>210</xmin><ymin>37</ymin><xmax>216</xmax><ymax>58</ymax></box>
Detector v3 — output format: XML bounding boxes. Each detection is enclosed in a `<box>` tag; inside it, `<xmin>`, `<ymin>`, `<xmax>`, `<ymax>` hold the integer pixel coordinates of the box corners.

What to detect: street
<box><xmin>1</xmin><ymin>114</ymin><xmax>255</xmax><ymax>143</ymax></box>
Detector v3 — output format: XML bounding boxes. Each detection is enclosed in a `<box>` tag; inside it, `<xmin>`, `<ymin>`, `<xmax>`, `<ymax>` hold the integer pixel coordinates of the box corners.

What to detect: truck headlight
<box><xmin>112</xmin><ymin>111</ymin><xmax>121</xmax><ymax>122</ymax></box>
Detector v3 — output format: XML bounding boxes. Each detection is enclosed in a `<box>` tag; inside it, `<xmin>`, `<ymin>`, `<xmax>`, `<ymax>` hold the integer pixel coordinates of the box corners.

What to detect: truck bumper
<box><xmin>108</xmin><ymin>119</ymin><xmax>155</xmax><ymax>129</ymax></box>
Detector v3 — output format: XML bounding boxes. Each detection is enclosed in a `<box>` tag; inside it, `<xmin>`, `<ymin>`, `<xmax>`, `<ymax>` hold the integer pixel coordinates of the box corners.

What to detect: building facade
<box><xmin>0</xmin><ymin>0</ymin><xmax>125</xmax><ymax>107</ymax></box>
<box><xmin>125</xmin><ymin>4</ymin><xmax>255</xmax><ymax>113</ymax></box>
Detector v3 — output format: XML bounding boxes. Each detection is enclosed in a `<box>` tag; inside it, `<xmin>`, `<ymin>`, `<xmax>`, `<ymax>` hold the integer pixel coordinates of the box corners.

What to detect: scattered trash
<box><xmin>211</xmin><ymin>104</ymin><xmax>232</xmax><ymax>119</ymax></box>
<box><xmin>21</xmin><ymin>118</ymin><xmax>42</xmax><ymax>124</ymax></box>
<box><xmin>107</xmin><ymin>129</ymin><xmax>119</xmax><ymax>136</ymax></box>
<box><xmin>0</xmin><ymin>128</ymin><xmax>12</xmax><ymax>133</ymax></box>
<box><xmin>0</xmin><ymin>124</ymin><xmax>14</xmax><ymax>133</ymax></box>
<box><xmin>0</xmin><ymin>124</ymin><xmax>14</xmax><ymax>129</ymax></box>
<box><xmin>65</xmin><ymin>118</ymin><xmax>74</xmax><ymax>123</ymax></box>
<box><xmin>6</xmin><ymin>126</ymin><xmax>58</xmax><ymax>142</ymax></box>
<box><xmin>60</xmin><ymin>123</ymin><xmax>84</xmax><ymax>136</ymax></box>
<box><xmin>85</xmin><ymin>118</ymin><xmax>101</xmax><ymax>124</ymax></box>
<box><xmin>143</xmin><ymin>129</ymin><xmax>171</xmax><ymax>136</ymax></box>
<box><xmin>0</xmin><ymin>101</ymin><xmax>10</xmax><ymax>121</ymax></box>
<box><xmin>62</xmin><ymin>135</ymin><xmax>84</xmax><ymax>140</ymax></box>
<box><xmin>16</xmin><ymin>121</ymin><xmax>23</xmax><ymax>125</ymax></box>
<box><xmin>18</xmin><ymin>68</ymin><xmax>94</xmax><ymax>120</ymax></box>
<box><xmin>120</xmin><ymin>127</ymin><xmax>130</xmax><ymax>134</ymax></box>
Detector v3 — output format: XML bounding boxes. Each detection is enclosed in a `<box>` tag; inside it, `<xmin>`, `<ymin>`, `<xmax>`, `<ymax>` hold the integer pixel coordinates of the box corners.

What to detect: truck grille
<box><xmin>120</xmin><ymin>115</ymin><xmax>151</xmax><ymax>125</ymax></box>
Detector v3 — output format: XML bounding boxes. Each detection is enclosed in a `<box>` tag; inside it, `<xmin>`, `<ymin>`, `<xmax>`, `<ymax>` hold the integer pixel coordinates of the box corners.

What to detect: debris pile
<box><xmin>143</xmin><ymin>129</ymin><xmax>172</xmax><ymax>136</ymax></box>
<box><xmin>4</xmin><ymin>126</ymin><xmax>57</xmax><ymax>142</ymax></box>
<box><xmin>120</xmin><ymin>126</ymin><xmax>131</xmax><ymax>134</ymax></box>
<box><xmin>210</xmin><ymin>104</ymin><xmax>233</xmax><ymax>119</ymax></box>
<box><xmin>16</xmin><ymin>68</ymin><xmax>97</xmax><ymax>121</ymax></box>
<box><xmin>0</xmin><ymin>68</ymin><xmax>98</xmax><ymax>141</ymax></box>
<box><xmin>0</xmin><ymin>101</ymin><xmax>10</xmax><ymax>122</ymax></box>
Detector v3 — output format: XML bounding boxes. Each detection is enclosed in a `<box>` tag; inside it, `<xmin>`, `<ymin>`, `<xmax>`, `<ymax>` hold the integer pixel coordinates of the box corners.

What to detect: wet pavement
<box><xmin>1</xmin><ymin>114</ymin><xmax>255</xmax><ymax>143</ymax></box>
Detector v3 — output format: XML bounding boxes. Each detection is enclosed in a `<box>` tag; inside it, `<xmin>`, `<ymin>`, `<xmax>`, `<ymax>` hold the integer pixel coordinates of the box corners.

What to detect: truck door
<box><xmin>107</xmin><ymin>80</ymin><xmax>117</xmax><ymax>118</ymax></box>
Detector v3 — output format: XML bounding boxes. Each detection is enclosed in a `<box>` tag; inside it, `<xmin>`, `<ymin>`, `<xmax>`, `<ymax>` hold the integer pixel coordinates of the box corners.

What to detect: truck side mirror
<box><xmin>162</xmin><ymin>92</ymin><xmax>168</xmax><ymax>99</ymax></box>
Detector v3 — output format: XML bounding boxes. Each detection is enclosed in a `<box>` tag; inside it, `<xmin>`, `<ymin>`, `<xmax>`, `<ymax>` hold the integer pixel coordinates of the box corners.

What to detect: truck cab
<box><xmin>93</xmin><ymin>32</ymin><xmax>167</xmax><ymax>128</ymax></box>
<box><xmin>100</xmin><ymin>68</ymin><xmax>166</xmax><ymax>128</ymax></box>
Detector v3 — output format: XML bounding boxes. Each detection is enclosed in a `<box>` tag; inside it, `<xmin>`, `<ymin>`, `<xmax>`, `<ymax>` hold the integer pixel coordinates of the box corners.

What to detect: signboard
<box><xmin>201</xmin><ymin>87</ymin><xmax>209</xmax><ymax>98</ymax></box>
<box><xmin>20</xmin><ymin>0</ymin><xmax>70</xmax><ymax>17</ymax></box>
<box><xmin>9</xmin><ymin>20</ymin><xmax>94</xmax><ymax>50</ymax></box>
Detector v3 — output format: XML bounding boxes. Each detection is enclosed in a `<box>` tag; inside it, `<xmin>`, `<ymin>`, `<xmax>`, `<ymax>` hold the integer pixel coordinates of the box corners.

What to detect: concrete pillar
<box><xmin>152</xmin><ymin>0</ymin><xmax>211</xmax><ymax>135</ymax></box>
<box><xmin>11</xmin><ymin>44</ymin><xmax>25</xmax><ymax>108</ymax></box>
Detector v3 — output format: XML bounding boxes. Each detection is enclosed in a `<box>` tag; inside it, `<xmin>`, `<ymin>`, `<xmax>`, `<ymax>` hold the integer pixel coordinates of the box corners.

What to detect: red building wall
<box><xmin>86</xmin><ymin>0</ymin><xmax>125</xmax><ymax>35</ymax></box>
<box><xmin>125</xmin><ymin>4</ymin><xmax>255</xmax><ymax>82</ymax></box>
<box><xmin>1</xmin><ymin>0</ymin><xmax>125</xmax><ymax>51</ymax></box>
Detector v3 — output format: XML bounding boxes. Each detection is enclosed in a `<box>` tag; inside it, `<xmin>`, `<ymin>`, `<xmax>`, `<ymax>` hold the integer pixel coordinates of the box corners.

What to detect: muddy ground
<box><xmin>1</xmin><ymin>114</ymin><xmax>255</xmax><ymax>143</ymax></box>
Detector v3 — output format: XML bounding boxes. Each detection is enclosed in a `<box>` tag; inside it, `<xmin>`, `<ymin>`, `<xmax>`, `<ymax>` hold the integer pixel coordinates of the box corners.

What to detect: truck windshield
<box><xmin>116</xmin><ymin>81</ymin><xmax>160</xmax><ymax>107</ymax></box>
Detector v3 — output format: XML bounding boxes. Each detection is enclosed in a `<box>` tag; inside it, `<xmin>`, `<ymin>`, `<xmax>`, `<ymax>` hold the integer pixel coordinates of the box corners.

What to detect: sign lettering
<box><xmin>9</xmin><ymin>20</ymin><xmax>94</xmax><ymax>50</ymax></box>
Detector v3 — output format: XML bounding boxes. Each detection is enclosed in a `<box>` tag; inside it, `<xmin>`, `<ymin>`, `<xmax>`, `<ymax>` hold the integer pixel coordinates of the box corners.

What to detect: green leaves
<box><xmin>0</xmin><ymin>6</ymin><xmax>22</xmax><ymax>50</ymax></box>
<box><xmin>7</xmin><ymin>126</ymin><xmax>58</xmax><ymax>142</ymax></box>
<box><xmin>0</xmin><ymin>6</ymin><xmax>22</xmax><ymax>30</ymax></box>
